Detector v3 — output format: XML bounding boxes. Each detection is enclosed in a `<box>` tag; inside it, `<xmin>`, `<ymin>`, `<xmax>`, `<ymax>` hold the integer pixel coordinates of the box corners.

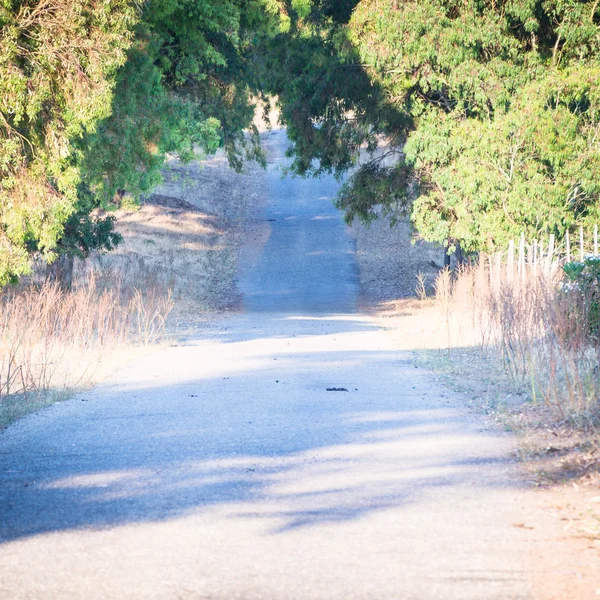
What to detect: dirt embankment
<box><xmin>107</xmin><ymin>152</ymin><xmax>266</xmax><ymax>332</ymax></box>
<box><xmin>354</xmin><ymin>217</ymin><xmax>442</xmax><ymax>307</ymax></box>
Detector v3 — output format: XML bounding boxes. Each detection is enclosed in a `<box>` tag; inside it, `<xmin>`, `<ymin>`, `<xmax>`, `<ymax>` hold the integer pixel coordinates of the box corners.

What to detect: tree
<box><xmin>410</xmin><ymin>67</ymin><xmax>600</xmax><ymax>253</ymax></box>
<box><xmin>0</xmin><ymin>0</ymin><xmax>139</xmax><ymax>285</ymax></box>
<box><xmin>79</xmin><ymin>0</ymin><xmax>281</xmax><ymax>202</ymax></box>
<box><xmin>262</xmin><ymin>0</ymin><xmax>600</xmax><ymax>255</ymax></box>
<box><xmin>0</xmin><ymin>0</ymin><xmax>286</xmax><ymax>286</ymax></box>
<box><xmin>350</xmin><ymin>0</ymin><xmax>600</xmax><ymax>253</ymax></box>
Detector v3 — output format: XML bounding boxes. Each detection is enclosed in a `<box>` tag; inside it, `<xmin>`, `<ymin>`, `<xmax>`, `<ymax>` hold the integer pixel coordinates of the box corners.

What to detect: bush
<box><xmin>562</xmin><ymin>256</ymin><xmax>600</xmax><ymax>346</ymax></box>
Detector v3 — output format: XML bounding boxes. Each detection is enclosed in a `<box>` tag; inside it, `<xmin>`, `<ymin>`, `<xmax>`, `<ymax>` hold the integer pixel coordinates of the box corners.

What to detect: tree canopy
<box><xmin>353</xmin><ymin>0</ymin><xmax>600</xmax><ymax>253</ymax></box>
<box><xmin>258</xmin><ymin>0</ymin><xmax>600</xmax><ymax>254</ymax></box>
<box><xmin>0</xmin><ymin>0</ymin><xmax>139</xmax><ymax>283</ymax></box>
<box><xmin>2</xmin><ymin>0</ymin><xmax>600</xmax><ymax>285</ymax></box>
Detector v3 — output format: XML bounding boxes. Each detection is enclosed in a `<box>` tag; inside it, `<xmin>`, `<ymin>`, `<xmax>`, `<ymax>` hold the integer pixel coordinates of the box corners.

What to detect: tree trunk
<box><xmin>46</xmin><ymin>254</ymin><xmax>74</xmax><ymax>290</ymax></box>
<box><xmin>444</xmin><ymin>245</ymin><xmax>451</xmax><ymax>267</ymax></box>
<box><xmin>444</xmin><ymin>240</ymin><xmax>466</xmax><ymax>268</ymax></box>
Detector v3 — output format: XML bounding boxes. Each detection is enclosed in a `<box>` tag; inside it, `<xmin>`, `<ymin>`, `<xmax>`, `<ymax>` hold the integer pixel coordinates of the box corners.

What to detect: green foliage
<box><xmin>410</xmin><ymin>67</ymin><xmax>600</xmax><ymax>252</ymax></box>
<box><xmin>72</xmin><ymin>0</ymin><xmax>288</xmax><ymax>261</ymax></box>
<box><xmin>254</xmin><ymin>0</ymin><xmax>407</xmax><ymax>178</ymax></box>
<box><xmin>0</xmin><ymin>0</ymin><xmax>139</xmax><ymax>284</ymax></box>
<box><xmin>348</xmin><ymin>0</ymin><xmax>600</xmax><ymax>251</ymax></box>
<box><xmin>562</xmin><ymin>256</ymin><xmax>600</xmax><ymax>343</ymax></box>
<box><xmin>0</xmin><ymin>0</ymin><xmax>286</xmax><ymax>284</ymax></box>
<box><xmin>6</xmin><ymin>0</ymin><xmax>600</xmax><ymax>285</ymax></box>
<box><xmin>77</xmin><ymin>33</ymin><xmax>222</xmax><ymax>204</ymax></box>
<box><xmin>336</xmin><ymin>159</ymin><xmax>411</xmax><ymax>225</ymax></box>
<box><xmin>56</xmin><ymin>188</ymin><xmax>122</xmax><ymax>261</ymax></box>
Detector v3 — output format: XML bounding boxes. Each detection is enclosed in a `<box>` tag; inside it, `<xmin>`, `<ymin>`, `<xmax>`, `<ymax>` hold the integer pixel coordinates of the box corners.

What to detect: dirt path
<box><xmin>0</xmin><ymin>130</ymin><xmax>591</xmax><ymax>599</ymax></box>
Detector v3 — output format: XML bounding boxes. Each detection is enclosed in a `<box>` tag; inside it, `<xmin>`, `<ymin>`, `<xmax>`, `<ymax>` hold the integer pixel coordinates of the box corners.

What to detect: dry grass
<box><xmin>0</xmin><ymin>149</ymin><xmax>264</xmax><ymax>428</ymax></box>
<box><xmin>107</xmin><ymin>154</ymin><xmax>266</xmax><ymax>330</ymax></box>
<box><xmin>108</xmin><ymin>197</ymin><xmax>239</xmax><ymax>321</ymax></box>
<box><xmin>431</xmin><ymin>263</ymin><xmax>600</xmax><ymax>430</ymax></box>
<box><xmin>0</xmin><ymin>261</ymin><xmax>173</xmax><ymax>429</ymax></box>
<box><xmin>394</xmin><ymin>261</ymin><xmax>600</xmax><ymax>538</ymax></box>
<box><xmin>374</xmin><ymin>256</ymin><xmax>600</xmax><ymax>476</ymax></box>
<box><xmin>339</xmin><ymin>193</ymin><xmax>600</xmax><ymax>585</ymax></box>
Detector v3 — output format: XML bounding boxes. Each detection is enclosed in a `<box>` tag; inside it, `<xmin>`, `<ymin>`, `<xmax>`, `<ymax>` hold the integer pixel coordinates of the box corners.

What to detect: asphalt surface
<box><xmin>238</xmin><ymin>130</ymin><xmax>358</xmax><ymax>314</ymax></box>
<box><xmin>0</xmin><ymin>130</ymin><xmax>553</xmax><ymax>599</ymax></box>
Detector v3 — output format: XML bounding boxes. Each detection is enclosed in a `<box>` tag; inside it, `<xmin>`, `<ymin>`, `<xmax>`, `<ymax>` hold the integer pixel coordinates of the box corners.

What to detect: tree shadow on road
<box><xmin>0</xmin><ymin>314</ymin><xmax>519</xmax><ymax>544</ymax></box>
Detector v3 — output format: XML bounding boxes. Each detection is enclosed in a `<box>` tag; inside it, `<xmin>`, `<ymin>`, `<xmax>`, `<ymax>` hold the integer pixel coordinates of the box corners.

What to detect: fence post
<box><xmin>546</xmin><ymin>234</ymin><xmax>555</xmax><ymax>276</ymax></box>
<box><xmin>508</xmin><ymin>239</ymin><xmax>514</xmax><ymax>283</ymax></box>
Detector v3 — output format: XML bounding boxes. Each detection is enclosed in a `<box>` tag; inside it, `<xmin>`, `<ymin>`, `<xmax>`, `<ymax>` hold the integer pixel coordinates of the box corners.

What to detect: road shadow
<box><xmin>0</xmin><ymin>314</ymin><xmax>520</xmax><ymax>544</ymax></box>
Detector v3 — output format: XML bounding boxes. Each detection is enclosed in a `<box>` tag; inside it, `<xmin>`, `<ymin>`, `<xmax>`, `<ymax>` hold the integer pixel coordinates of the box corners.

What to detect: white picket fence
<box><xmin>484</xmin><ymin>225</ymin><xmax>599</xmax><ymax>285</ymax></box>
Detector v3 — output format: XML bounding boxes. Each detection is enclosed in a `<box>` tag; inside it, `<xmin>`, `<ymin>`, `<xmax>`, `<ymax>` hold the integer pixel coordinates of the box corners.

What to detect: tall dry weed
<box><xmin>0</xmin><ymin>259</ymin><xmax>173</xmax><ymax>403</ymax></box>
<box><xmin>434</xmin><ymin>261</ymin><xmax>600</xmax><ymax>428</ymax></box>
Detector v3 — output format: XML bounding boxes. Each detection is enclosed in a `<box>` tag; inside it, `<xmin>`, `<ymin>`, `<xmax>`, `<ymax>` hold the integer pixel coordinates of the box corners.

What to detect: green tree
<box><xmin>80</xmin><ymin>0</ymin><xmax>281</xmax><ymax>203</ymax></box>
<box><xmin>0</xmin><ymin>0</ymin><xmax>286</xmax><ymax>285</ymax></box>
<box><xmin>410</xmin><ymin>67</ymin><xmax>600</xmax><ymax>253</ymax></box>
<box><xmin>0</xmin><ymin>0</ymin><xmax>139</xmax><ymax>284</ymax></box>
<box><xmin>348</xmin><ymin>0</ymin><xmax>600</xmax><ymax>253</ymax></box>
<box><xmin>264</xmin><ymin>0</ymin><xmax>600</xmax><ymax>255</ymax></box>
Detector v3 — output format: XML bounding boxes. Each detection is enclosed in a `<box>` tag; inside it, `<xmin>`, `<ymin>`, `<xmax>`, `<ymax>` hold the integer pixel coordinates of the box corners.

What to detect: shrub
<box><xmin>562</xmin><ymin>256</ymin><xmax>600</xmax><ymax>346</ymax></box>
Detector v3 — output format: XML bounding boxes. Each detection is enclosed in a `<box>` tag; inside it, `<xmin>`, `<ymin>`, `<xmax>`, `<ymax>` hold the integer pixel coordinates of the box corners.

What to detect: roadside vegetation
<box><xmin>0</xmin><ymin>0</ymin><xmax>282</xmax><ymax>287</ymax></box>
<box><xmin>430</xmin><ymin>257</ymin><xmax>600</xmax><ymax>430</ymax></box>
<box><xmin>417</xmin><ymin>255</ymin><xmax>600</xmax><ymax>544</ymax></box>
<box><xmin>0</xmin><ymin>258</ymin><xmax>173</xmax><ymax>428</ymax></box>
<box><xmin>1</xmin><ymin>1</ymin><xmax>600</xmax><ymax>474</ymax></box>
<box><xmin>263</xmin><ymin>1</ymin><xmax>600</xmax><ymax>256</ymax></box>
<box><xmin>0</xmin><ymin>151</ymin><xmax>262</xmax><ymax>429</ymax></box>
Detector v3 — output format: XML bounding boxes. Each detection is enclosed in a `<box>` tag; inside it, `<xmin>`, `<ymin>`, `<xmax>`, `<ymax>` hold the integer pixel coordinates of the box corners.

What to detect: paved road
<box><xmin>0</xmin><ymin>131</ymin><xmax>551</xmax><ymax>599</ymax></box>
<box><xmin>238</xmin><ymin>130</ymin><xmax>358</xmax><ymax>314</ymax></box>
